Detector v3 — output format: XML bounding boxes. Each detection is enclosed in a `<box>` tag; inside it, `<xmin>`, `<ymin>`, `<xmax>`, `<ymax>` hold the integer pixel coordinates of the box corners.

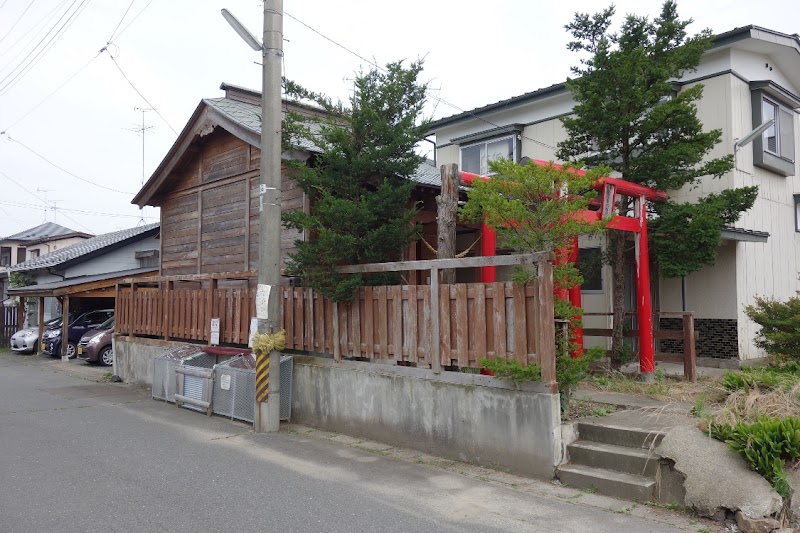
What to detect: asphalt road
<box><xmin>0</xmin><ymin>353</ymin><xmax>707</xmax><ymax>532</ymax></box>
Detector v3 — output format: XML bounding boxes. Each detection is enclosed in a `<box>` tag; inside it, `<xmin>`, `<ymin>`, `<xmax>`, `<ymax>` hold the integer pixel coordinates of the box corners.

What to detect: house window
<box><xmin>460</xmin><ymin>136</ymin><xmax>515</xmax><ymax>175</ymax></box>
<box><xmin>16</xmin><ymin>247</ymin><xmax>26</xmax><ymax>264</ymax></box>
<box><xmin>29</xmin><ymin>249</ymin><xmax>39</xmax><ymax>259</ymax></box>
<box><xmin>0</xmin><ymin>247</ymin><xmax>10</xmax><ymax>267</ymax></box>
<box><xmin>578</xmin><ymin>247</ymin><xmax>603</xmax><ymax>292</ymax></box>
<box><xmin>751</xmin><ymin>88</ymin><xmax>795</xmax><ymax>176</ymax></box>
<box><xmin>795</xmin><ymin>195</ymin><xmax>800</xmax><ymax>232</ymax></box>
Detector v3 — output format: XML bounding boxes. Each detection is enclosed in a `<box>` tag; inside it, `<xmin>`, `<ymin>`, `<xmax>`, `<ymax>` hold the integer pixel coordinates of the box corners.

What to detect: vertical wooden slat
<box><xmin>332</xmin><ymin>300</ymin><xmax>340</xmax><ymax>360</ymax></box>
<box><xmin>377</xmin><ymin>286</ymin><xmax>388</xmax><ymax>360</ymax></box>
<box><xmin>129</xmin><ymin>283</ymin><xmax>136</xmax><ymax>338</ymax></box>
<box><xmin>225</xmin><ymin>288</ymin><xmax>234</xmax><ymax>344</ymax></box>
<box><xmin>295</xmin><ymin>287</ymin><xmax>304</xmax><ymax>350</ymax></box>
<box><xmin>455</xmin><ymin>284</ymin><xmax>468</xmax><ymax>367</ymax></box>
<box><xmin>525</xmin><ymin>286</ymin><xmax>537</xmax><ymax>365</ymax></box>
<box><xmin>407</xmin><ymin>285</ymin><xmax>418</xmax><ymax>362</ymax></box>
<box><xmin>364</xmin><ymin>286</ymin><xmax>374</xmax><ymax>359</ymax></box>
<box><xmin>351</xmin><ymin>291</ymin><xmax>361</xmax><ymax>357</ymax></box>
<box><xmin>513</xmin><ymin>284</ymin><xmax>527</xmax><ymax>365</ymax></box>
<box><xmin>207</xmin><ymin>279</ymin><xmax>217</xmax><ymax>342</ymax></box>
<box><xmin>306</xmin><ymin>287</ymin><xmax>314</xmax><ymax>352</ymax></box>
<box><xmin>421</xmin><ymin>286</ymin><xmax>430</xmax><ymax>365</ymax></box>
<box><xmin>474</xmin><ymin>283</ymin><xmax>487</xmax><ymax>364</ymax></box>
<box><xmin>390</xmin><ymin>285</ymin><xmax>402</xmax><ymax>360</ymax></box>
<box><xmin>493</xmin><ymin>282</ymin><xmax>507</xmax><ymax>357</ymax></box>
<box><xmin>429</xmin><ymin>268</ymin><xmax>441</xmax><ymax>373</ymax></box>
<box><xmin>439</xmin><ymin>283</ymin><xmax>451</xmax><ymax>365</ymax></box>
<box><xmin>286</xmin><ymin>286</ymin><xmax>295</xmax><ymax>349</ymax></box>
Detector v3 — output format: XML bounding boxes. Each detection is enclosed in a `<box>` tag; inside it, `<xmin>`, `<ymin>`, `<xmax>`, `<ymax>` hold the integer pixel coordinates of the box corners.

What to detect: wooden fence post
<box><xmin>206</xmin><ymin>278</ymin><xmax>217</xmax><ymax>342</ymax></box>
<box><xmin>17</xmin><ymin>296</ymin><xmax>25</xmax><ymax>329</ymax></box>
<box><xmin>128</xmin><ymin>284</ymin><xmax>136</xmax><ymax>339</ymax></box>
<box><xmin>683</xmin><ymin>312</ymin><xmax>697</xmax><ymax>383</ymax></box>
<box><xmin>430</xmin><ymin>267</ymin><xmax>441</xmax><ymax>373</ymax></box>
<box><xmin>332</xmin><ymin>301</ymin><xmax>340</xmax><ymax>361</ymax></box>
<box><xmin>536</xmin><ymin>259</ymin><xmax>557</xmax><ymax>393</ymax></box>
<box><xmin>436</xmin><ymin>164</ymin><xmax>459</xmax><ymax>284</ymax></box>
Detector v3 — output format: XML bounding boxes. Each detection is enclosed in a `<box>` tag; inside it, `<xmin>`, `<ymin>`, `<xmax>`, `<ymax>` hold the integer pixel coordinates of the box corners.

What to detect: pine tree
<box><xmin>556</xmin><ymin>1</ymin><xmax>756</xmax><ymax>367</ymax></box>
<box><xmin>282</xmin><ymin>60</ymin><xmax>429</xmax><ymax>302</ymax></box>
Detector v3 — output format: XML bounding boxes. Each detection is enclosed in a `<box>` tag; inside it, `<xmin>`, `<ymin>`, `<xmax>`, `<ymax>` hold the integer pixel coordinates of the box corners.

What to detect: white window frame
<box><xmin>795</xmin><ymin>194</ymin><xmax>800</xmax><ymax>233</ymax></box>
<box><xmin>459</xmin><ymin>135</ymin><xmax>516</xmax><ymax>176</ymax></box>
<box><xmin>751</xmin><ymin>87</ymin><xmax>796</xmax><ymax>177</ymax></box>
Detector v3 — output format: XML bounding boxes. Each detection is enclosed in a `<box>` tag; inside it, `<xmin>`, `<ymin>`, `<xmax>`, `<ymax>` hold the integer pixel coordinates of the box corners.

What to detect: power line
<box><xmin>3</xmin><ymin>134</ymin><xmax>134</xmax><ymax>194</ymax></box>
<box><xmin>106</xmin><ymin>0</ymin><xmax>135</xmax><ymax>44</ymax></box>
<box><xmin>0</xmin><ymin>199</ymin><xmax>157</xmax><ymax>219</ymax></box>
<box><xmin>104</xmin><ymin>50</ymin><xmax>178</xmax><ymax>135</ymax></box>
<box><xmin>0</xmin><ymin>0</ymin><xmax>92</xmax><ymax>96</ymax></box>
<box><xmin>0</xmin><ymin>0</ymin><xmax>68</xmax><ymax>61</ymax></box>
<box><xmin>0</xmin><ymin>169</ymin><xmax>93</xmax><ymax>232</ymax></box>
<box><xmin>284</xmin><ymin>11</ymin><xmax>556</xmax><ymax>151</ymax></box>
<box><xmin>110</xmin><ymin>0</ymin><xmax>152</xmax><ymax>42</ymax></box>
<box><xmin>0</xmin><ymin>0</ymin><xmax>37</xmax><ymax>45</ymax></box>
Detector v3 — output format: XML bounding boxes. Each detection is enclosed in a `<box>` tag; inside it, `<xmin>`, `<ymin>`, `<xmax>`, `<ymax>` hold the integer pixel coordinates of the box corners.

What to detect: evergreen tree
<box><xmin>282</xmin><ymin>61</ymin><xmax>429</xmax><ymax>302</ymax></box>
<box><xmin>556</xmin><ymin>1</ymin><xmax>756</xmax><ymax>366</ymax></box>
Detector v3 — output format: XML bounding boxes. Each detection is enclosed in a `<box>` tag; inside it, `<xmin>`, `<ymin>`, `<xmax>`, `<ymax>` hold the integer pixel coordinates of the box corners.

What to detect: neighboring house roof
<box><xmin>428</xmin><ymin>25</ymin><xmax>800</xmax><ymax>131</ymax></box>
<box><xmin>0</xmin><ymin>222</ymin><xmax>92</xmax><ymax>245</ymax></box>
<box><xmin>7</xmin><ymin>267</ymin><xmax>158</xmax><ymax>297</ymax></box>
<box><xmin>721</xmin><ymin>227</ymin><xmax>770</xmax><ymax>243</ymax></box>
<box><xmin>11</xmin><ymin>223</ymin><xmax>159</xmax><ymax>273</ymax></box>
<box><xmin>134</xmin><ymin>82</ymin><xmax>440</xmax><ymax>206</ymax></box>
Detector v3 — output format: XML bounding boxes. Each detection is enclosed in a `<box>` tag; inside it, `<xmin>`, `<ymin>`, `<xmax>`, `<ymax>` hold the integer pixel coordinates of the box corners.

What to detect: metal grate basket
<box><xmin>152</xmin><ymin>345</ymin><xmax>205</xmax><ymax>402</ymax></box>
<box><xmin>212</xmin><ymin>354</ymin><xmax>293</xmax><ymax>424</ymax></box>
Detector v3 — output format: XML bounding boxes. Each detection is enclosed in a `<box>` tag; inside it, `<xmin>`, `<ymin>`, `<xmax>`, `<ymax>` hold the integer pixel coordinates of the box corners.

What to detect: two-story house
<box><xmin>0</xmin><ymin>222</ymin><xmax>92</xmax><ymax>304</ymax></box>
<box><xmin>427</xmin><ymin>26</ymin><xmax>800</xmax><ymax>363</ymax></box>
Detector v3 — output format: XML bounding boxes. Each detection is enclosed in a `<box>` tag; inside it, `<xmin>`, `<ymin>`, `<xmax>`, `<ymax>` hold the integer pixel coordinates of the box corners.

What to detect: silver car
<box><xmin>10</xmin><ymin>317</ymin><xmax>60</xmax><ymax>354</ymax></box>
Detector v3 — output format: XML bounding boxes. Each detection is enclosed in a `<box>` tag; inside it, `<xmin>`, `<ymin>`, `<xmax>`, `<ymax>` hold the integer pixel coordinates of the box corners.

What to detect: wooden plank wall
<box><xmin>1</xmin><ymin>305</ymin><xmax>18</xmax><ymax>347</ymax></box>
<box><xmin>158</xmin><ymin>130</ymin><xmax>306</xmax><ymax>277</ymax></box>
<box><xmin>117</xmin><ymin>286</ymin><xmax>256</xmax><ymax>344</ymax></box>
<box><xmin>280</xmin><ymin>282</ymin><xmax>543</xmax><ymax>369</ymax></box>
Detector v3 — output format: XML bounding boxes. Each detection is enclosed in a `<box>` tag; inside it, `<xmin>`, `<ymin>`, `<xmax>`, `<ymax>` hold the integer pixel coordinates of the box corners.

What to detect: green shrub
<box><xmin>710</xmin><ymin>417</ymin><xmax>800</xmax><ymax>498</ymax></box>
<box><xmin>721</xmin><ymin>365</ymin><xmax>800</xmax><ymax>393</ymax></box>
<box><xmin>478</xmin><ymin>357</ymin><xmax>541</xmax><ymax>385</ymax></box>
<box><xmin>745</xmin><ymin>294</ymin><xmax>800</xmax><ymax>359</ymax></box>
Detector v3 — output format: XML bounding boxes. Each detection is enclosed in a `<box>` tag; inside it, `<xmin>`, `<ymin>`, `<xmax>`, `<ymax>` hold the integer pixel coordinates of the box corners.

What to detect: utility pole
<box><xmin>131</xmin><ymin>107</ymin><xmax>154</xmax><ymax>226</ymax></box>
<box><xmin>256</xmin><ymin>0</ymin><xmax>283</xmax><ymax>432</ymax></box>
<box><xmin>221</xmin><ymin>0</ymin><xmax>283</xmax><ymax>433</ymax></box>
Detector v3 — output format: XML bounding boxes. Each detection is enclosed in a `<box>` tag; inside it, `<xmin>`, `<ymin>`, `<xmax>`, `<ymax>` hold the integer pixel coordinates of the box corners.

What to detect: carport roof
<box><xmin>7</xmin><ymin>267</ymin><xmax>157</xmax><ymax>298</ymax></box>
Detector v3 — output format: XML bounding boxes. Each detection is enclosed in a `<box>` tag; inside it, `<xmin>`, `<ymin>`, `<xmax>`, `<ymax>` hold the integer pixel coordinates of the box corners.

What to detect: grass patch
<box><xmin>563</xmin><ymin>400</ymin><xmax>617</xmax><ymax>420</ymax></box>
<box><xmin>582</xmin><ymin>371</ymin><xmax>722</xmax><ymax>403</ymax></box>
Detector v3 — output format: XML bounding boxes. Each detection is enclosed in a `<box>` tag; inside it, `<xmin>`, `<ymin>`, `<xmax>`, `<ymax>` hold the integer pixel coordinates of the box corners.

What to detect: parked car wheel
<box><xmin>66</xmin><ymin>341</ymin><xmax>77</xmax><ymax>359</ymax></box>
<box><xmin>99</xmin><ymin>346</ymin><xmax>114</xmax><ymax>367</ymax></box>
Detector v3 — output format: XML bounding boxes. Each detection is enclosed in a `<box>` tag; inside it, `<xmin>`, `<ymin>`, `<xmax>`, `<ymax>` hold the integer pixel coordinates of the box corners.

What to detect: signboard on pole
<box><xmin>210</xmin><ymin>318</ymin><xmax>220</xmax><ymax>346</ymax></box>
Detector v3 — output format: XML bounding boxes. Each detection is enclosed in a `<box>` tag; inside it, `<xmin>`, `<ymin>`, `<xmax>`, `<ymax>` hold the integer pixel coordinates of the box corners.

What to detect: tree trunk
<box><xmin>436</xmin><ymin>164</ymin><xmax>459</xmax><ymax>284</ymax></box>
<box><xmin>610</xmin><ymin>230</ymin><xmax>627</xmax><ymax>370</ymax></box>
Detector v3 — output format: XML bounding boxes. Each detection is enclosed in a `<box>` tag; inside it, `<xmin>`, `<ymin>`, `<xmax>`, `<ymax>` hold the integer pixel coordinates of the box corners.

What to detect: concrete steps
<box><xmin>557</xmin><ymin>414</ymin><xmax>670</xmax><ymax>501</ymax></box>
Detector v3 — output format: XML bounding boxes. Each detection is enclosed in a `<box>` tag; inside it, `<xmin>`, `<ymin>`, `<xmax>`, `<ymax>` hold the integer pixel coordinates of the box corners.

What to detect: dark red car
<box><xmin>76</xmin><ymin>317</ymin><xmax>115</xmax><ymax>366</ymax></box>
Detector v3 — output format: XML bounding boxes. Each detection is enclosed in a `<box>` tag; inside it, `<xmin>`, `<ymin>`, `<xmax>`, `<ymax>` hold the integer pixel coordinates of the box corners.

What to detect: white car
<box><xmin>10</xmin><ymin>317</ymin><xmax>60</xmax><ymax>354</ymax></box>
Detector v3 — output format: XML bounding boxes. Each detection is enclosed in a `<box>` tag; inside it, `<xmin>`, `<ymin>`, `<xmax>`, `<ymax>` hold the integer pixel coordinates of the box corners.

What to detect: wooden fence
<box><xmin>115</xmin><ymin>253</ymin><xmax>557</xmax><ymax>389</ymax></box>
<box><xmin>116</xmin><ymin>272</ymin><xmax>257</xmax><ymax>345</ymax></box>
<box><xmin>1</xmin><ymin>305</ymin><xmax>18</xmax><ymax>347</ymax></box>
<box><xmin>281</xmin><ymin>282</ymin><xmax>546</xmax><ymax>369</ymax></box>
<box><xmin>583</xmin><ymin>311</ymin><xmax>697</xmax><ymax>382</ymax></box>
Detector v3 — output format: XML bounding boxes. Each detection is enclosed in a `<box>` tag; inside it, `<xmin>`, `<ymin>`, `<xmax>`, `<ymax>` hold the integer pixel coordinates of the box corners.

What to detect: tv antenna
<box><xmin>128</xmin><ymin>107</ymin><xmax>155</xmax><ymax>225</ymax></box>
<box><xmin>36</xmin><ymin>188</ymin><xmax>53</xmax><ymax>221</ymax></box>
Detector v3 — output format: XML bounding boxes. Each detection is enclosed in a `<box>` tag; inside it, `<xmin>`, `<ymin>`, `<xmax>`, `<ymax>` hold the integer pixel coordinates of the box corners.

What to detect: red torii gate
<box><xmin>459</xmin><ymin>160</ymin><xmax>667</xmax><ymax>379</ymax></box>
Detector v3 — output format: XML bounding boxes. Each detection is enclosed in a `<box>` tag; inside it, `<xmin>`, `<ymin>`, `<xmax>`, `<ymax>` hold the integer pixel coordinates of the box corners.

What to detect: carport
<box><xmin>8</xmin><ymin>268</ymin><xmax>155</xmax><ymax>360</ymax></box>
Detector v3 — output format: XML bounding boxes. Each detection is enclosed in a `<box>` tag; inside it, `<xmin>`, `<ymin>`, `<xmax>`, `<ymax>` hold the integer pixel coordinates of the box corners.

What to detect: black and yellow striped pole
<box><xmin>252</xmin><ymin>329</ymin><xmax>285</xmax><ymax>404</ymax></box>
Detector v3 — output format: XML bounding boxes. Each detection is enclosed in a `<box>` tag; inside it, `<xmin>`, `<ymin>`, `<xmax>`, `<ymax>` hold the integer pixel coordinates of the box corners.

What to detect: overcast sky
<box><xmin>0</xmin><ymin>0</ymin><xmax>797</xmax><ymax>237</ymax></box>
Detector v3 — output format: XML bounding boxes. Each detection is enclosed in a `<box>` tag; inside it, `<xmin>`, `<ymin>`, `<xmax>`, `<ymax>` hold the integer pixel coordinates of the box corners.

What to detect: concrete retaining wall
<box><xmin>113</xmin><ymin>338</ymin><xmax>562</xmax><ymax>479</ymax></box>
<box><xmin>113</xmin><ymin>336</ymin><xmax>188</xmax><ymax>387</ymax></box>
<box><xmin>291</xmin><ymin>356</ymin><xmax>561</xmax><ymax>478</ymax></box>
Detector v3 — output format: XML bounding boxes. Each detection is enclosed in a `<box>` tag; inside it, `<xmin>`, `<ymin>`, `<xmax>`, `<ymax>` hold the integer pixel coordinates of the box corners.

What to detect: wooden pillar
<box><xmin>683</xmin><ymin>312</ymin><xmax>697</xmax><ymax>383</ymax></box>
<box><xmin>37</xmin><ymin>298</ymin><xmax>44</xmax><ymax>354</ymax></box>
<box><xmin>17</xmin><ymin>296</ymin><xmax>24</xmax><ymax>329</ymax></box>
<box><xmin>536</xmin><ymin>259</ymin><xmax>557</xmax><ymax>393</ymax></box>
<box><xmin>61</xmin><ymin>296</ymin><xmax>70</xmax><ymax>361</ymax></box>
<box><xmin>436</xmin><ymin>164</ymin><xmax>459</xmax><ymax>284</ymax></box>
